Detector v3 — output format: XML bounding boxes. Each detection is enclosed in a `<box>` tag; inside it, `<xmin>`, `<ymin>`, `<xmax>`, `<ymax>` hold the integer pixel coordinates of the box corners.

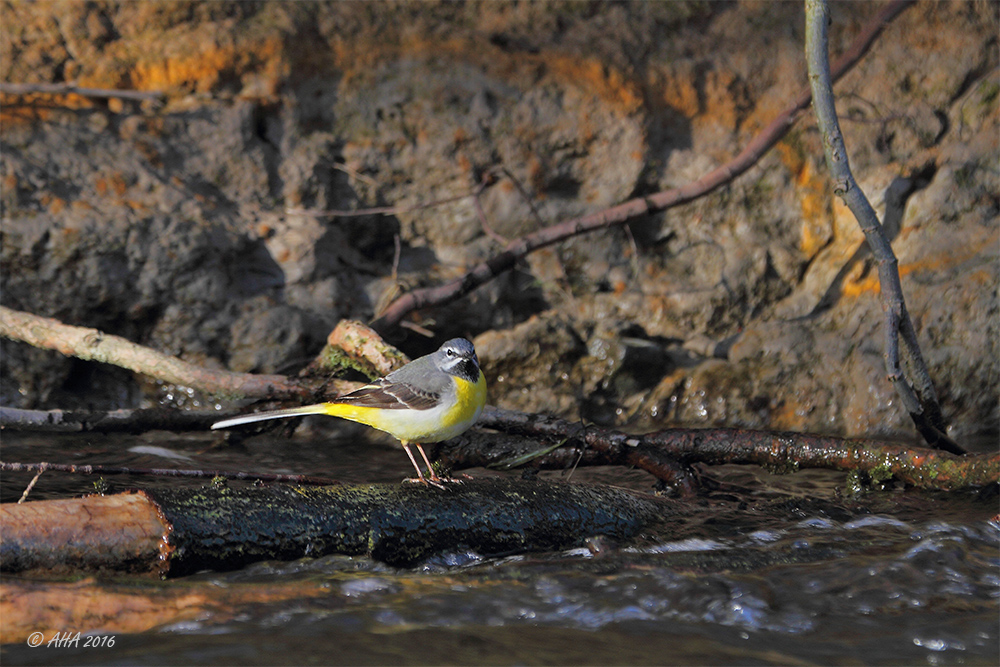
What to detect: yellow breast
<box><xmin>323</xmin><ymin>371</ymin><xmax>486</xmax><ymax>444</ymax></box>
<box><xmin>442</xmin><ymin>370</ymin><xmax>488</xmax><ymax>435</ymax></box>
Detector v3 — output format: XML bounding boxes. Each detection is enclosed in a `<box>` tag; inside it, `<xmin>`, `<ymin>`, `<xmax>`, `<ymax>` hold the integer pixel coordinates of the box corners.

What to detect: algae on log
<box><xmin>1</xmin><ymin>479</ymin><xmax>665</xmax><ymax>576</ymax></box>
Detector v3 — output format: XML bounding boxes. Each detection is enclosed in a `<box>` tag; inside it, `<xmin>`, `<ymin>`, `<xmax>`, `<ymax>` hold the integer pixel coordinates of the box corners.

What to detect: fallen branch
<box><xmin>804</xmin><ymin>0</ymin><xmax>960</xmax><ymax>455</ymax></box>
<box><xmin>0</xmin><ymin>306</ymin><xmax>314</xmax><ymax>401</ymax></box>
<box><xmin>645</xmin><ymin>428</ymin><xmax>994</xmax><ymax>490</ymax></box>
<box><xmin>445</xmin><ymin>406</ymin><xmax>997</xmax><ymax>492</ymax></box>
<box><xmin>370</xmin><ymin>0</ymin><xmax>914</xmax><ymax>332</ymax></box>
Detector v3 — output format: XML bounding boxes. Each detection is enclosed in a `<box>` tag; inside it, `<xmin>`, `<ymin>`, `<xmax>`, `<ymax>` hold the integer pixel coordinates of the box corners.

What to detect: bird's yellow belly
<box><xmin>324</xmin><ymin>371</ymin><xmax>486</xmax><ymax>443</ymax></box>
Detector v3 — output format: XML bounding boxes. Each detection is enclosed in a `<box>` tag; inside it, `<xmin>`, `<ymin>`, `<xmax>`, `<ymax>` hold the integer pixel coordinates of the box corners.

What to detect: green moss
<box><xmin>845</xmin><ymin>456</ymin><xmax>899</xmax><ymax>496</ymax></box>
<box><xmin>845</xmin><ymin>469</ymin><xmax>865</xmax><ymax>497</ymax></box>
<box><xmin>867</xmin><ymin>459</ymin><xmax>895</xmax><ymax>486</ymax></box>
<box><xmin>314</xmin><ymin>344</ymin><xmax>381</xmax><ymax>380</ymax></box>
<box><xmin>763</xmin><ymin>459</ymin><xmax>800</xmax><ymax>475</ymax></box>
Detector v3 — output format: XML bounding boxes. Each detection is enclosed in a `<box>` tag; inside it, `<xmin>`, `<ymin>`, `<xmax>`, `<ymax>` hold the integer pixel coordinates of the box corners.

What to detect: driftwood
<box><xmin>0</xmin><ymin>493</ymin><xmax>167</xmax><ymax>576</ymax></box>
<box><xmin>0</xmin><ymin>479</ymin><xmax>666</xmax><ymax>576</ymax></box>
<box><xmin>0</xmin><ymin>313</ymin><xmax>391</xmax><ymax>410</ymax></box>
<box><xmin>302</xmin><ymin>319</ymin><xmax>411</xmax><ymax>380</ymax></box>
<box><xmin>0</xmin><ymin>305</ymin><xmax>315</xmax><ymax>401</ymax></box>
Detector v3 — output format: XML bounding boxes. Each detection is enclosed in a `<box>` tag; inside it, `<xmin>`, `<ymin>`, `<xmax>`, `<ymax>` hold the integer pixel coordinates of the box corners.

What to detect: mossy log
<box><xmin>1</xmin><ymin>478</ymin><xmax>666</xmax><ymax>576</ymax></box>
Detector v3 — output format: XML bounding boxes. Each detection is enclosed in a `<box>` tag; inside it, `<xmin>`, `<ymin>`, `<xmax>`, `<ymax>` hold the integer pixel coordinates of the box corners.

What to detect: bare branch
<box><xmin>804</xmin><ymin>0</ymin><xmax>960</xmax><ymax>454</ymax></box>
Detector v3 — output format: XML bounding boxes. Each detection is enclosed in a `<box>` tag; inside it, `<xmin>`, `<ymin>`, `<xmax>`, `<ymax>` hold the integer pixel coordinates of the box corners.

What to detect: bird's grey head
<box><xmin>437</xmin><ymin>338</ymin><xmax>480</xmax><ymax>380</ymax></box>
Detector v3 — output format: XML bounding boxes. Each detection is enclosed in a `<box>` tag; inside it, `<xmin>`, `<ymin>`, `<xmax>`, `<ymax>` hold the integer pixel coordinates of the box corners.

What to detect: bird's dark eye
<box><xmin>446</xmin><ymin>348</ymin><xmax>455</xmax><ymax>357</ymax></box>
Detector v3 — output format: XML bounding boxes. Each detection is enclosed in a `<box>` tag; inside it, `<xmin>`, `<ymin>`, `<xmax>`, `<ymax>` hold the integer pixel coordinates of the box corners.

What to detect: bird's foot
<box><xmin>403</xmin><ymin>476</ymin><xmax>447</xmax><ymax>490</ymax></box>
<box><xmin>430</xmin><ymin>472</ymin><xmax>465</xmax><ymax>485</ymax></box>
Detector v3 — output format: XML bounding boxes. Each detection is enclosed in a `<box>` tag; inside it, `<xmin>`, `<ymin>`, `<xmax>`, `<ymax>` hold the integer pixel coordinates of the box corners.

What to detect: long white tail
<box><xmin>211</xmin><ymin>404</ymin><xmax>329</xmax><ymax>430</ymax></box>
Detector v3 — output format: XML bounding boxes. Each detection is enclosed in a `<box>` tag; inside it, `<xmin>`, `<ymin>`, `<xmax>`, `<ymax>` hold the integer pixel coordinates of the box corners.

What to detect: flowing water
<box><xmin>1</xmin><ymin>428</ymin><xmax>997</xmax><ymax>665</ymax></box>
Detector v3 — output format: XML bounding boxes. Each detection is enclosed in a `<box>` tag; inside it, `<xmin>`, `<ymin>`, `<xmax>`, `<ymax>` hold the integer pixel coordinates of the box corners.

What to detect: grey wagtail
<box><xmin>212</xmin><ymin>338</ymin><xmax>487</xmax><ymax>487</ymax></box>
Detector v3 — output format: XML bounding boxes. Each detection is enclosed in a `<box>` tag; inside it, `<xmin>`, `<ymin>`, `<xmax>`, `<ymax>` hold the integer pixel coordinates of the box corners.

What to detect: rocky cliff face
<box><xmin>1</xmin><ymin>1</ymin><xmax>996</xmax><ymax>441</ymax></box>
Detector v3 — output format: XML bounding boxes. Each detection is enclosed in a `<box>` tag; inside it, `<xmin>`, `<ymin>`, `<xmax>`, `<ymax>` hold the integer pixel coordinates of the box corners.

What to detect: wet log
<box><xmin>0</xmin><ymin>493</ymin><xmax>168</xmax><ymax>576</ymax></box>
<box><xmin>0</xmin><ymin>479</ymin><xmax>665</xmax><ymax>576</ymax></box>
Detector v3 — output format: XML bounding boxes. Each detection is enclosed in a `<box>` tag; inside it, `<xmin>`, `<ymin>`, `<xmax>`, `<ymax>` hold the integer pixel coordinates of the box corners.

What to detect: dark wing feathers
<box><xmin>333</xmin><ymin>378</ymin><xmax>440</xmax><ymax>411</ymax></box>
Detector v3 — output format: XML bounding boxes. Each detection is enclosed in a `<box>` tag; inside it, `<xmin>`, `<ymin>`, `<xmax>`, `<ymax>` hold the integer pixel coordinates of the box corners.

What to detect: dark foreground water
<box><xmin>2</xmin><ymin>429</ymin><xmax>997</xmax><ymax>665</ymax></box>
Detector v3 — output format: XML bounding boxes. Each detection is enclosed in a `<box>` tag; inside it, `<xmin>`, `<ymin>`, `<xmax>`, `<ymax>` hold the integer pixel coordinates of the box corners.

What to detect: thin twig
<box><xmin>17</xmin><ymin>464</ymin><xmax>47</xmax><ymax>504</ymax></box>
<box><xmin>370</xmin><ymin>0</ymin><xmax>915</xmax><ymax>332</ymax></box>
<box><xmin>473</xmin><ymin>188</ymin><xmax>509</xmax><ymax>245</ymax></box>
<box><xmin>0</xmin><ymin>461</ymin><xmax>338</xmax><ymax>486</ymax></box>
<box><xmin>399</xmin><ymin>320</ymin><xmax>436</xmax><ymax>337</ymax></box>
<box><xmin>499</xmin><ymin>166</ymin><xmax>547</xmax><ymax>227</ymax></box>
<box><xmin>804</xmin><ymin>0</ymin><xmax>960</xmax><ymax>455</ymax></box>
<box><xmin>287</xmin><ymin>169</ymin><xmax>497</xmax><ymax>220</ymax></box>
<box><xmin>622</xmin><ymin>223</ymin><xmax>641</xmax><ymax>282</ymax></box>
<box><xmin>391</xmin><ymin>233</ymin><xmax>402</xmax><ymax>284</ymax></box>
<box><xmin>565</xmin><ymin>445</ymin><xmax>586</xmax><ymax>482</ymax></box>
<box><xmin>287</xmin><ymin>204</ymin><xmax>403</xmax><ymax>218</ymax></box>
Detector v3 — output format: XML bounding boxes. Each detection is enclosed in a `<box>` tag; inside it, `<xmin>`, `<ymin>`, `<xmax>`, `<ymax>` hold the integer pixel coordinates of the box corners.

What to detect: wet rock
<box><xmin>475</xmin><ymin>314</ymin><xmax>585</xmax><ymax>416</ymax></box>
